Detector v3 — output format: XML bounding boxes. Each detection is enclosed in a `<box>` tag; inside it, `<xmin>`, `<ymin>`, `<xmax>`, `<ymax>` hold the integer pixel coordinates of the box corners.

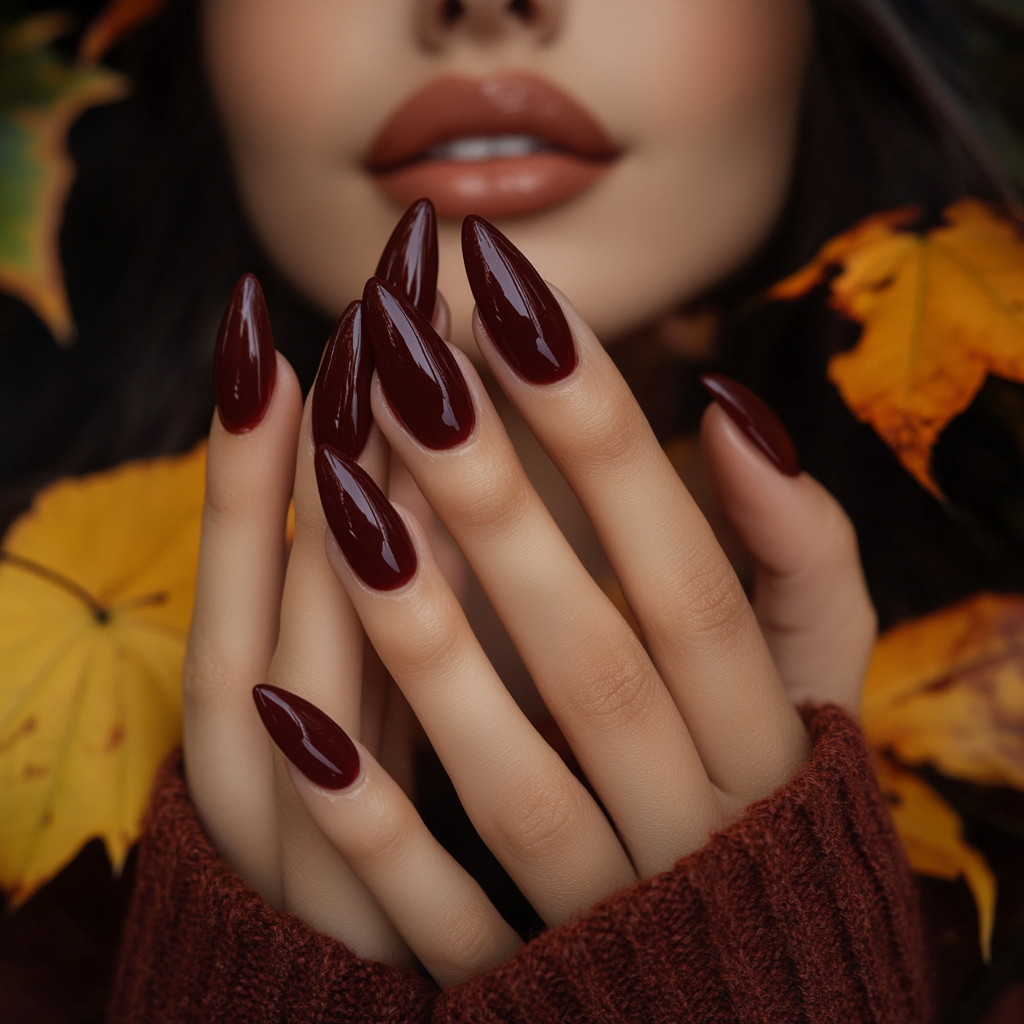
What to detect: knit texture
<box><xmin>109</xmin><ymin>706</ymin><xmax>931</xmax><ymax>1023</ymax></box>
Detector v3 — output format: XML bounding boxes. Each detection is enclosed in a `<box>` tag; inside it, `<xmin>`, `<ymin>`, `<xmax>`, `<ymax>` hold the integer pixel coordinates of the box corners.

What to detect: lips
<box><xmin>367</xmin><ymin>75</ymin><xmax>619</xmax><ymax>220</ymax></box>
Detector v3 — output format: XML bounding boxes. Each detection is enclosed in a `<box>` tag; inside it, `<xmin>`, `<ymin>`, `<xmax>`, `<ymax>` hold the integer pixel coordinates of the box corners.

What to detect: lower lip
<box><xmin>371</xmin><ymin>153</ymin><xmax>614</xmax><ymax>220</ymax></box>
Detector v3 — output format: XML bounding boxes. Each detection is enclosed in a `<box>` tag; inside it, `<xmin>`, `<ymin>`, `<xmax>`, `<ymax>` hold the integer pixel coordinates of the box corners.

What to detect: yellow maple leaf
<box><xmin>0</xmin><ymin>445</ymin><xmax>205</xmax><ymax>905</ymax></box>
<box><xmin>872</xmin><ymin>754</ymin><xmax>996</xmax><ymax>961</ymax></box>
<box><xmin>770</xmin><ymin>199</ymin><xmax>1024</xmax><ymax>499</ymax></box>
<box><xmin>862</xmin><ymin>592</ymin><xmax>1024</xmax><ymax>959</ymax></box>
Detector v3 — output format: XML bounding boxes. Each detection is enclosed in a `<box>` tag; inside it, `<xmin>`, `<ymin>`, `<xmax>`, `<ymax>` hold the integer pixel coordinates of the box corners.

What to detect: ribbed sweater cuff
<box><xmin>109</xmin><ymin>706</ymin><xmax>930</xmax><ymax>1024</ymax></box>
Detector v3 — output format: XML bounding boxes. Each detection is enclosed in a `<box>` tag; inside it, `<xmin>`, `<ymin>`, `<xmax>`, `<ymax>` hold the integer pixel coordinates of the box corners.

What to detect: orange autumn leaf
<box><xmin>770</xmin><ymin>199</ymin><xmax>1024</xmax><ymax>498</ymax></box>
<box><xmin>0</xmin><ymin>445</ymin><xmax>205</xmax><ymax>904</ymax></box>
<box><xmin>79</xmin><ymin>0</ymin><xmax>170</xmax><ymax>65</ymax></box>
<box><xmin>873</xmin><ymin>755</ymin><xmax>996</xmax><ymax>961</ymax></box>
<box><xmin>864</xmin><ymin>592</ymin><xmax>1024</xmax><ymax>790</ymax></box>
<box><xmin>861</xmin><ymin>592</ymin><xmax>1024</xmax><ymax>958</ymax></box>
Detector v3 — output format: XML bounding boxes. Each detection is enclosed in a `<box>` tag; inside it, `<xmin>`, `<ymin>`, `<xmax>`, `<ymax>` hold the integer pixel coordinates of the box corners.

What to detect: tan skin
<box><xmin>185</xmin><ymin>0</ymin><xmax>877</xmax><ymax>986</ymax></box>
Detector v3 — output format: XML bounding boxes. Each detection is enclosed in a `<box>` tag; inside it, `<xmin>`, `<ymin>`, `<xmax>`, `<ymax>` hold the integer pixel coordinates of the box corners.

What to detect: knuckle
<box><xmin>344</xmin><ymin>797</ymin><xmax>417</xmax><ymax>872</ymax></box>
<box><xmin>681</xmin><ymin>566</ymin><xmax>749</xmax><ymax>646</ymax></box>
<box><xmin>452</xmin><ymin>460</ymin><xmax>530</xmax><ymax>540</ymax></box>
<box><xmin>569</xmin><ymin>391</ymin><xmax>647</xmax><ymax>472</ymax></box>
<box><xmin>385</xmin><ymin>609</ymin><xmax>462</xmax><ymax>677</ymax></box>
<box><xmin>429</xmin><ymin>900</ymin><xmax>497</xmax><ymax>975</ymax></box>
<box><xmin>492</xmin><ymin>779</ymin><xmax>582</xmax><ymax>866</ymax></box>
<box><xmin>202</xmin><ymin>481</ymin><xmax>245</xmax><ymax>528</ymax></box>
<box><xmin>567</xmin><ymin>638</ymin><xmax>657</xmax><ymax>732</ymax></box>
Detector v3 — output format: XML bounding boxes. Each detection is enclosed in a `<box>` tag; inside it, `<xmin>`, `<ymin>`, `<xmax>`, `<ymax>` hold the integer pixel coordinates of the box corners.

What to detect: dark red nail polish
<box><xmin>315</xmin><ymin>444</ymin><xmax>417</xmax><ymax>590</ymax></box>
<box><xmin>376</xmin><ymin>198</ymin><xmax>438</xmax><ymax>320</ymax></box>
<box><xmin>700</xmin><ymin>374</ymin><xmax>800</xmax><ymax>476</ymax></box>
<box><xmin>462</xmin><ymin>215</ymin><xmax>576</xmax><ymax>384</ymax></box>
<box><xmin>312</xmin><ymin>301</ymin><xmax>373</xmax><ymax>458</ymax></box>
<box><xmin>253</xmin><ymin>685</ymin><xmax>360</xmax><ymax>790</ymax></box>
<box><xmin>214</xmin><ymin>274</ymin><xmax>277</xmax><ymax>432</ymax></box>
<box><xmin>362</xmin><ymin>277</ymin><xmax>475</xmax><ymax>450</ymax></box>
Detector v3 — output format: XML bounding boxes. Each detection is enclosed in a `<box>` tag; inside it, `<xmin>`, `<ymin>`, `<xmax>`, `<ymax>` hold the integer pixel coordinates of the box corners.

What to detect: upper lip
<box><xmin>366</xmin><ymin>74</ymin><xmax>619</xmax><ymax>172</ymax></box>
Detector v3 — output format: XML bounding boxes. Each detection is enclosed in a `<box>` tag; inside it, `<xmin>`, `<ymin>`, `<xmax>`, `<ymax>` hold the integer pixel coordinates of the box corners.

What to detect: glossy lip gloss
<box><xmin>367</xmin><ymin>74</ymin><xmax>619</xmax><ymax>219</ymax></box>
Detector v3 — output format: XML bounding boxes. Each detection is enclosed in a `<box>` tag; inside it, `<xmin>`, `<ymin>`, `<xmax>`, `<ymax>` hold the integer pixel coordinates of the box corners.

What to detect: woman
<box><xmin>3</xmin><ymin>0</ymin><xmax>1021</xmax><ymax>1020</ymax></box>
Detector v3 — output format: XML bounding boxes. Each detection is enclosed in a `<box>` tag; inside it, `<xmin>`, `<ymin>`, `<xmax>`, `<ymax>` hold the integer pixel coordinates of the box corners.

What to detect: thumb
<box><xmin>699</xmin><ymin>377</ymin><xmax>875</xmax><ymax>714</ymax></box>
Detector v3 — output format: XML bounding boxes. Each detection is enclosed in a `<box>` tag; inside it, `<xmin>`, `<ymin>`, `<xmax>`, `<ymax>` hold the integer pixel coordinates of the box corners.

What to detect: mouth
<box><xmin>366</xmin><ymin>75</ymin><xmax>620</xmax><ymax>220</ymax></box>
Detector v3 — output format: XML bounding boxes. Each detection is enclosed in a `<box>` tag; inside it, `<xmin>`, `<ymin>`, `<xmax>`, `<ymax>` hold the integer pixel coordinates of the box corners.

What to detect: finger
<box><xmin>306</xmin><ymin>298</ymin><xmax>397</xmax><ymax>754</ymax></box>
<box><xmin>254</xmin><ymin>684</ymin><xmax>521</xmax><ymax>988</ymax></box>
<box><xmin>700</xmin><ymin>400</ymin><xmax>876</xmax><ymax>714</ymax></box>
<box><xmin>461</xmin><ymin>224</ymin><xmax>807</xmax><ymax>800</ymax></box>
<box><xmin>361</xmin><ymin>281</ymin><xmax>712</xmax><ymax>875</ymax></box>
<box><xmin>268</xmin><ymin>359</ymin><xmax>408</xmax><ymax>961</ymax></box>
<box><xmin>185</xmin><ymin>341</ymin><xmax>301</xmax><ymax>906</ymax></box>
<box><xmin>316</xmin><ymin>448</ymin><xmax>638</xmax><ymax>922</ymax></box>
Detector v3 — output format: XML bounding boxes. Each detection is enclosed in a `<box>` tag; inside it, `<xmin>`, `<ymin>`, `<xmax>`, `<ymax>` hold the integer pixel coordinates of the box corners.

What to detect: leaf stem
<box><xmin>0</xmin><ymin>550</ymin><xmax>110</xmax><ymax>621</ymax></box>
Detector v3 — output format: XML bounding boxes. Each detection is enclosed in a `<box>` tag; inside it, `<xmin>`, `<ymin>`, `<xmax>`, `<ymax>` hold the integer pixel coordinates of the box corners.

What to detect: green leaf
<box><xmin>0</xmin><ymin>14</ymin><xmax>128</xmax><ymax>344</ymax></box>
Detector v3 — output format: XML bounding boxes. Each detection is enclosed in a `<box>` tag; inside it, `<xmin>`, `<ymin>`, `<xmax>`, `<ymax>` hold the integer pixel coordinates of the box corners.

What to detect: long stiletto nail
<box><xmin>375</xmin><ymin>198</ymin><xmax>438</xmax><ymax>319</ymax></box>
<box><xmin>252</xmin><ymin>685</ymin><xmax>360</xmax><ymax>790</ymax></box>
<box><xmin>312</xmin><ymin>301</ymin><xmax>373</xmax><ymax>457</ymax></box>
<box><xmin>462</xmin><ymin>215</ymin><xmax>576</xmax><ymax>384</ymax></box>
<box><xmin>362</xmin><ymin>277</ymin><xmax>475</xmax><ymax>449</ymax></box>
<box><xmin>315</xmin><ymin>444</ymin><xmax>417</xmax><ymax>589</ymax></box>
<box><xmin>700</xmin><ymin>373</ymin><xmax>800</xmax><ymax>476</ymax></box>
<box><xmin>214</xmin><ymin>273</ymin><xmax>276</xmax><ymax>432</ymax></box>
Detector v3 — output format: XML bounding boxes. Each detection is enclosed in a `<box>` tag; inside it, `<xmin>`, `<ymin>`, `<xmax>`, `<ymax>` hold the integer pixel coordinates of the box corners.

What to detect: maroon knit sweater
<box><xmin>108</xmin><ymin>706</ymin><xmax>931</xmax><ymax>1023</ymax></box>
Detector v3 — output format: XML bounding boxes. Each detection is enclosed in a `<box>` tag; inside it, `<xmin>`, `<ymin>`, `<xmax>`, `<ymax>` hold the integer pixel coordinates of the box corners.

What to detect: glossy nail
<box><xmin>462</xmin><ymin>215</ymin><xmax>576</xmax><ymax>384</ymax></box>
<box><xmin>312</xmin><ymin>301</ymin><xmax>373</xmax><ymax>458</ymax></box>
<box><xmin>315</xmin><ymin>444</ymin><xmax>417</xmax><ymax>590</ymax></box>
<box><xmin>362</xmin><ymin>277</ymin><xmax>475</xmax><ymax>450</ymax></box>
<box><xmin>214</xmin><ymin>273</ymin><xmax>276</xmax><ymax>432</ymax></box>
<box><xmin>375</xmin><ymin>198</ymin><xmax>438</xmax><ymax>320</ymax></box>
<box><xmin>700</xmin><ymin>373</ymin><xmax>800</xmax><ymax>476</ymax></box>
<box><xmin>253</xmin><ymin>685</ymin><xmax>360</xmax><ymax>790</ymax></box>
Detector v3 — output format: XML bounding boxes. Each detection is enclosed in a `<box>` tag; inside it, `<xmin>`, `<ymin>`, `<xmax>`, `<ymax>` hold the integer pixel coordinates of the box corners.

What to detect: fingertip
<box><xmin>700</xmin><ymin>374</ymin><xmax>800</xmax><ymax>477</ymax></box>
<box><xmin>701</xmin><ymin>401</ymin><xmax>797</xmax><ymax>488</ymax></box>
<box><xmin>700</xmin><ymin>402</ymin><xmax>820</xmax><ymax>570</ymax></box>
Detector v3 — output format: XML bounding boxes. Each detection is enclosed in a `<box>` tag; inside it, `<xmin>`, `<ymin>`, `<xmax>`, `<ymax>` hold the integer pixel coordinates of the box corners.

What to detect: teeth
<box><xmin>423</xmin><ymin>134</ymin><xmax>552</xmax><ymax>162</ymax></box>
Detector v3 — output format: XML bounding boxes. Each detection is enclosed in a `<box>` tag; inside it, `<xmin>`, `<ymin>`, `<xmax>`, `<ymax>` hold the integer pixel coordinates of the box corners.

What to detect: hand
<box><xmin>248</xmin><ymin>220</ymin><xmax>876</xmax><ymax>987</ymax></box>
<box><xmin>181</xmin><ymin>266</ymin><xmax>459</xmax><ymax>972</ymax></box>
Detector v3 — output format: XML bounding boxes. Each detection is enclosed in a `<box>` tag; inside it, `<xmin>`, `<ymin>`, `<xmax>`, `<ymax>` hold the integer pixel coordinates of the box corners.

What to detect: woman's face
<box><xmin>204</xmin><ymin>0</ymin><xmax>811</xmax><ymax>354</ymax></box>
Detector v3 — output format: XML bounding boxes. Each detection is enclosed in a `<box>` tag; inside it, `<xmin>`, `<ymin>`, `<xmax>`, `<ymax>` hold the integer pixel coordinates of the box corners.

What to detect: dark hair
<box><xmin>1</xmin><ymin>0</ymin><xmax>1021</xmax><ymax>626</ymax></box>
<box><xmin>0</xmin><ymin>0</ymin><xmax>335</xmax><ymax>527</ymax></box>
